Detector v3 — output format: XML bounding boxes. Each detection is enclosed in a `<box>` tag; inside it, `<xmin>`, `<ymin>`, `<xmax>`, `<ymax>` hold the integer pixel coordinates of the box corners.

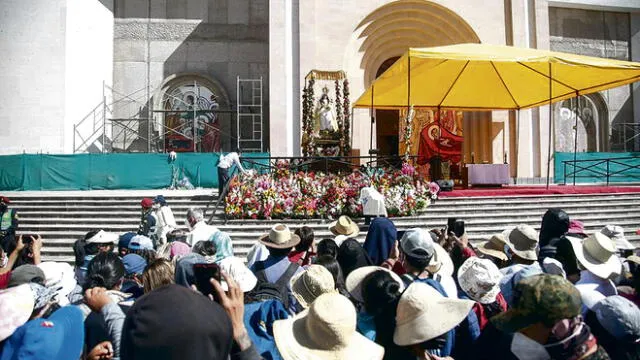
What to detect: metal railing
<box><xmin>563</xmin><ymin>155</ymin><xmax>640</xmax><ymax>186</ymax></box>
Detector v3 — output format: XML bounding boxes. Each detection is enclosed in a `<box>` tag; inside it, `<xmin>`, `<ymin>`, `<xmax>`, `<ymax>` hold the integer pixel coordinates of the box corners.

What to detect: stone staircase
<box><xmin>4</xmin><ymin>190</ymin><xmax>640</xmax><ymax>263</ymax></box>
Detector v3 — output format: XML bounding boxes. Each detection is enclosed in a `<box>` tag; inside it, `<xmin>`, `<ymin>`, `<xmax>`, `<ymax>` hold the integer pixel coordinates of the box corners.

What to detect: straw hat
<box><xmin>601</xmin><ymin>225</ymin><xmax>635</xmax><ymax>251</ymax></box>
<box><xmin>259</xmin><ymin>224</ymin><xmax>301</xmax><ymax>249</ymax></box>
<box><xmin>329</xmin><ymin>216</ymin><xmax>360</xmax><ymax>244</ymax></box>
<box><xmin>457</xmin><ymin>257</ymin><xmax>504</xmax><ymax>304</ymax></box>
<box><xmin>504</xmin><ymin>225</ymin><xmax>539</xmax><ymax>261</ymax></box>
<box><xmin>568</xmin><ymin>233</ymin><xmax>622</xmax><ymax>280</ymax></box>
<box><xmin>476</xmin><ymin>234</ymin><xmax>508</xmax><ymax>262</ymax></box>
<box><xmin>290</xmin><ymin>265</ymin><xmax>336</xmax><ymax>309</ymax></box>
<box><xmin>273</xmin><ymin>293</ymin><xmax>385</xmax><ymax>360</ymax></box>
<box><xmin>394</xmin><ymin>282</ymin><xmax>474</xmax><ymax>346</ymax></box>
<box><xmin>345</xmin><ymin>266</ymin><xmax>405</xmax><ymax>303</ymax></box>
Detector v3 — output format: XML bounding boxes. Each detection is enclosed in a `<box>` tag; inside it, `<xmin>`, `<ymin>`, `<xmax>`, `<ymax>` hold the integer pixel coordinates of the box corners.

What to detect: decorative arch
<box><xmin>355</xmin><ymin>0</ymin><xmax>481</xmax><ymax>86</ymax></box>
<box><xmin>155</xmin><ymin>73</ymin><xmax>231</xmax><ymax>110</ymax></box>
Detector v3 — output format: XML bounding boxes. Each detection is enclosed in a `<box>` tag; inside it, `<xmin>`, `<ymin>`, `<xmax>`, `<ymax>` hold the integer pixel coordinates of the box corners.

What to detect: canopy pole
<box><xmin>573</xmin><ymin>94</ymin><xmax>580</xmax><ymax>186</ymax></box>
<box><xmin>437</xmin><ymin>106</ymin><xmax>441</xmax><ymax>181</ymax></box>
<box><xmin>515</xmin><ymin>109</ymin><xmax>520</xmax><ymax>185</ymax></box>
<box><xmin>407</xmin><ymin>55</ymin><xmax>411</xmax><ymax>161</ymax></box>
<box><xmin>369</xmin><ymin>86</ymin><xmax>375</xmax><ymax>153</ymax></box>
<box><xmin>546</xmin><ymin>63</ymin><xmax>553</xmax><ymax>189</ymax></box>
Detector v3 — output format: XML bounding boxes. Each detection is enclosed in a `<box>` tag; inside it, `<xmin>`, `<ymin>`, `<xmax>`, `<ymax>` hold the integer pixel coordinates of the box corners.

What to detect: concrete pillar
<box><xmin>268</xmin><ymin>0</ymin><xmax>300</xmax><ymax>156</ymax></box>
<box><xmin>632</xmin><ymin>13</ymin><xmax>640</xmax><ymax>151</ymax></box>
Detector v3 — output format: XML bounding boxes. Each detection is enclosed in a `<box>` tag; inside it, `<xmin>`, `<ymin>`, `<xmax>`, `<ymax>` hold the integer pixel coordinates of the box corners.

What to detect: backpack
<box><xmin>248</xmin><ymin>262</ymin><xmax>300</xmax><ymax>309</ymax></box>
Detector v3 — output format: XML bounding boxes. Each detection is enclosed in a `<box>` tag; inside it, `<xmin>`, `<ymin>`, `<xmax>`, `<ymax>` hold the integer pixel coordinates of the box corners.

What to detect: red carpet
<box><xmin>438</xmin><ymin>185</ymin><xmax>640</xmax><ymax>198</ymax></box>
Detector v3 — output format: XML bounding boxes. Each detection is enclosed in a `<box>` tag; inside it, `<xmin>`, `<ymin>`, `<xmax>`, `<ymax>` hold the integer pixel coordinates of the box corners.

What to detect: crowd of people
<box><xmin>0</xmin><ymin>194</ymin><xmax>639</xmax><ymax>360</ymax></box>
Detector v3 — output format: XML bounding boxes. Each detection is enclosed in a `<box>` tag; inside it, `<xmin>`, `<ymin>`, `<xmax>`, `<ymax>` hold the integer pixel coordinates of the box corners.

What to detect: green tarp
<box><xmin>554</xmin><ymin>152</ymin><xmax>640</xmax><ymax>184</ymax></box>
<box><xmin>0</xmin><ymin>153</ymin><xmax>269</xmax><ymax>191</ymax></box>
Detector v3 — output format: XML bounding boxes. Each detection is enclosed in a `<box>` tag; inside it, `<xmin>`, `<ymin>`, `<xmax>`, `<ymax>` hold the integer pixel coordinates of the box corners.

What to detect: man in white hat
<box><xmin>250</xmin><ymin>224</ymin><xmax>304</xmax><ymax>313</ymax></box>
<box><xmin>328</xmin><ymin>216</ymin><xmax>360</xmax><ymax>245</ymax></box>
<box><xmin>568</xmin><ymin>233</ymin><xmax>622</xmax><ymax>313</ymax></box>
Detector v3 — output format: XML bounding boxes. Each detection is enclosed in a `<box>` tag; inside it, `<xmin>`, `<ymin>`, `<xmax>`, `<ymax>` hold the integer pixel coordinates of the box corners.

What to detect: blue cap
<box><xmin>0</xmin><ymin>305</ymin><xmax>84</xmax><ymax>360</ymax></box>
<box><xmin>153</xmin><ymin>195</ymin><xmax>167</xmax><ymax>206</ymax></box>
<box><xmin>123</xmin><ymin>254</ymin><xmax>148</xmax><ymax>275</ymax></box>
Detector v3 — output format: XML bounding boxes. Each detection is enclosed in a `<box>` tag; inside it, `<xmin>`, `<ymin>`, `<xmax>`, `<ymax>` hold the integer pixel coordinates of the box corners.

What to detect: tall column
<box><xmin>269</xmin><ymin>0</ymin><xmax>300</xmax><ymax>156</ymax></box>
<box><xmin>632</xmin><ymin>13</ymin><xmax>640</xmax><ymax>151</ymax></box>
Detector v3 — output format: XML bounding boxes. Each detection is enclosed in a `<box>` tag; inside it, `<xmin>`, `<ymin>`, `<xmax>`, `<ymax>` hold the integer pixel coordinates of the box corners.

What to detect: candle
<box><xmin>471</xmin><ymin>152</ymin><xmax>475</xmax><ymax>164</ymax></box>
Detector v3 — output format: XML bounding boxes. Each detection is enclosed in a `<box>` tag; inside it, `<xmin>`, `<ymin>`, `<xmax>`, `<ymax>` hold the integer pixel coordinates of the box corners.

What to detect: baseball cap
<box><xmin>399</xmin><ymin>228</ymin><xmax>435</xmax><ymax>261</ymax></box>
<box><xmin>122</xmin><ymin>254</ymin><xmax>148</xmax><ymax>275</ymax></box>
<box><xmin>492</xmin><ymin>274</ymin><xmax>581</xmax><ymax>332</ymax></box>
<box><xmin>141</xmin><ymin>198</ymin><xmax>153</xmax><ymax>208</ymax></box>
<box><xmin>129</xmin><ymin>235</ymin><xmax>154</xmax><ymax>251</ymax></box>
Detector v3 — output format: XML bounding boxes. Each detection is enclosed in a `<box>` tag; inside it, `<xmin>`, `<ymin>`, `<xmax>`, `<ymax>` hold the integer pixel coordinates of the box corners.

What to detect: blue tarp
<box><xmin>0</xmin><ymin>153</ymin><xmax>269</xmax><ymax>190</ymax></box>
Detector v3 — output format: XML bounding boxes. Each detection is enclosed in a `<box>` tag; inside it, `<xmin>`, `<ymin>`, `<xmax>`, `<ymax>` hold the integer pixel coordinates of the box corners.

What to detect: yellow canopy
<box><xmin>354</xmin><ymin>43</ymin><xmax>640</xmax><ymax>110</ymax></box>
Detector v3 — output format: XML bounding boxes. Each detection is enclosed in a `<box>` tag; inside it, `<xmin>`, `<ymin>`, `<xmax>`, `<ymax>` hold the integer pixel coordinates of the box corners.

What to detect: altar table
<box><xmin>464</xmin><ymin>164</ymin><xmax>510</xmax><ymax>187</ymax></box>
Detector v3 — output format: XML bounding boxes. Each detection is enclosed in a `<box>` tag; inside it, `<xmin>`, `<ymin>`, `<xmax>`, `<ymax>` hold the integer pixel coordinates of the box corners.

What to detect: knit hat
<box><xmin>394</xmin><ymin>282</ymin><xmax>474</xmax><ymax>346</ymax></box>
<box><xmin>593</xmin><ymin>295</ymin><xmax>640</xmax><ymax>341</ymax></box>
<box><xmin>457</xmin><ymin>257</ymin><xmax>504</xmax><ymax>304</ymax></box>
<box><xmin>273</xmin><ymin>293</ymin><xmax>384</xmax><ymax>360</ymax></box>
<box><xmin>0</xmin><ymin>284</ymin><xmax>35</xmax><ymax>342</ymax></box>
<box><xmin>290</xmin><ymin>265</ymin><xmax>336</xmax><ymax>308</ymax></box>
<box><xmin>0</xmin><ymin>305</ymin><xmax>85</xmax><ymax>360</ymax></box>
<box><xmin>492</xmin><ymin>274</ymin><xmax>581</xmax><ymax>332</ymax></box>
<box><xmin>122</xmin><ymin>254</ymin><xmax>147</xmax><ymax>275</ymax></box>
<box><xmin>140</xmin><ymin>198</ymin><xmax>153</xmax><ymax>209</ymax></box>
<box><xmin>169</xmin><ymin>241</ymin><xmax>191</xmax><ymax>259</ymax></box>
<box><xmin>119</xmin><ymin>232</ymin><xmax>136</xmax><ymax>249</ymax></box>
<box><xmin>8</xmin><ymin>265</ymin><xmax>45</xmax><ymax>288</ymax></box>
<box><xmin>121</xmin><ymin>285</ymin><xmax>233</xmax><ymax>360</ymax></box>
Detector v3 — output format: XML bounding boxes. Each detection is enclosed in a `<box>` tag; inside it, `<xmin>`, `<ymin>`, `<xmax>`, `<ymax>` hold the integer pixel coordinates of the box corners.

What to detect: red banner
<box><xmin>417</xmin><ymin>123</ymin><xmax>463</xmax><ymax>164</ymax></box>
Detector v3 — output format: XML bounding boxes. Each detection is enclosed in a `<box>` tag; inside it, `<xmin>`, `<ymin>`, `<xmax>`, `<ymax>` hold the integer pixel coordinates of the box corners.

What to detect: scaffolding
<box><xmin>236</xmin><ymin>77</ymin><xmax>264</xmax><ymax>152</ymax></box>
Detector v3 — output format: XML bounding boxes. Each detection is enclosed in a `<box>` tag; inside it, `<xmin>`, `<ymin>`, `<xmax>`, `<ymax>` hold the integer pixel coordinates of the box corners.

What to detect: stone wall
<box><xmin>112</xmin><ymin>0</ymin><xmax>269</xmax><ymax>152</ymax></box>
<box><xmin>549</xmin><ymin>7</ymin><xmax>636</xmax><ymax>151</ymax></box>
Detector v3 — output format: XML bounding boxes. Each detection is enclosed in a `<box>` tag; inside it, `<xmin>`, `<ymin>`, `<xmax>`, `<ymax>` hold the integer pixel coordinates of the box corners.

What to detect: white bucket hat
<box><xmin>568</xmin><ymin>233</ymin><xmax>622</xmax><ymax>280</ymax></box>
<box><xmin>504</xmin><ymin>225</ymin><xmax>539</xmax><ymax>261</ymax></box>
<box><xmin>37</xmin><ymin>262</ymin><xmax>78</xmax><ymax>306</ymax></box>
<box><xmin>600</xmin><ymin>225</ymin><xmax>635</xmax><ymax>251</ymax></box>
<box><xmin>259</xmin><ymin>224</ymin><xmax>301</xmax><ymax>249</ymax></box>
<box><xmin>329</xmin><ymin>216</ymin><xmax>360</xmax><ymax>244</ymax></box>
<box><xmin>345</xmin><ymin>266</ymin><xmax>405</xmax><ymax>303</ymax></box>
<box><xmin>394</xmin><ymin>282</ymin><xmax>474</xmax><ymax>346</ymax></box>
<box><xmin>457</xmin><ymin>257</ymin><xmax>503</xmax><ymax>304</ymax></box>
<box><xmin>217</xmin><ymin>256</ymin><xmax>257</xmax><ymax>292</ymax></box>
<box><xmin>273</xmin><ymin>293</ymin><xmax>384</xmax><ymax>360</ymax></box>
<box><xmin>86</xmin><ymin>230</ymin><xmax>119</xmax><ymax>244</ymax></box>
<box><xmin>290</xmin><ymin>265</ymin><xmax>336</xmax><ymax>309</ymax></box>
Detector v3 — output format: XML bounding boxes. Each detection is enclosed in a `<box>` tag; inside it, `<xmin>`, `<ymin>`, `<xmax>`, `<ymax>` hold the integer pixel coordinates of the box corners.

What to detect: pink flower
<box><xmin>428</xmin><ymin>182</ymin><xmax>440</xmax><ymax>194</ymax></box>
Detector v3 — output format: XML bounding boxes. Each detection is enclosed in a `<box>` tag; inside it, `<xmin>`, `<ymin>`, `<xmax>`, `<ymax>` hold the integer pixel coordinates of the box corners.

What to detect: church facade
<box><xmin>0</xmin><ymin>0</ymin><xmax>639</xmax><ymax>180</ymax></box>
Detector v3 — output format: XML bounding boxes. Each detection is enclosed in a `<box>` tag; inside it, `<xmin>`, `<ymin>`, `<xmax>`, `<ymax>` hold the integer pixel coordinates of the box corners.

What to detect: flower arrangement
<box><xmin>225</xmin><ymin>162</ymin><xmax>439</xmax><ymax>219</ymax></box>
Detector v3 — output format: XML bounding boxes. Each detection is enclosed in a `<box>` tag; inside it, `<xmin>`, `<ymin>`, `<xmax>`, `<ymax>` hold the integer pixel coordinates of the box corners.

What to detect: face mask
<box><xmin>511</xmin><ymin>333</ymin><xmax>550</xmax><ymax>360</ymax></box>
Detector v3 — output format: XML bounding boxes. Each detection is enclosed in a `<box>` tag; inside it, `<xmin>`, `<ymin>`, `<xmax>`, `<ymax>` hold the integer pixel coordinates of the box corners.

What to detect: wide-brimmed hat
<box><xmin>329</xmin><ymin>216</ymin><xmax>360</xmax><ymax>243</ymax></box>
<box><xmin>568</xmin><ymin>233</ymin><xmax>622</xmax><ymax>280</ymax></box>
<box><xmin>273</xmin><ymin>293</ymin><xmax>384</xmax><ymax>360</ymax></box>
<box><xmin>290</xmin><ymin>265</ymin><xmax>336</xmax><ymax>308</ymax></box>
<box><xmin>345</xmin><ymin>266</ymin><xmax>405</xmax><ymax>303</ymax></box>
<box><xmin>568</xmin><ymin>220</ymin><xmax>587</xmax><ymax>237</ymax></box>
<box><xmin>426</xmin><ymin>242</ymin><xmax>454</xmax><ymax>277</ymax></box>
<box><xmin>601</xmin><ymin>225</ymin><xmax>635</xmax><ymax>251</ymax></box>
<box><xmin>86</xmin><ymin>230</ymin><xmax>119</xmax><ymax>245</ymax></box>
<box><xmin>259</xmin><ymin>224</ymin><xmax>301</xmax><ymax>249</ymax></box>
<box><xmin>217</xmin><ymin>256</ymin><xmax>258</xmax><ymax>292</ymax></box>
<box><xmin>0</xmin><ymin>284</ymin><xmax>35</xmax><ymax>342</ymax></box>
<box><xmin>1</xmin><ymin>305</ymin><xmax>85</xmax><ymax>360</ymax></box>
<box><xmin>476</xmin><ymin>234</ymin><xmax>508</xmax><ymax>261</ymax></box>
<box><xmin>504</xmin><ymin>225</ymin><xmax>539</xmax><ymax>261</ymax></box>
<box><xmin>394</xmin><ymin>282</ymin><xmax>474</xmax><ymax>346</ymax></box>
<box><xmin>458</xmin><ymin>257</ymin><xmax>503</xmax><ymax>304</ymax></box>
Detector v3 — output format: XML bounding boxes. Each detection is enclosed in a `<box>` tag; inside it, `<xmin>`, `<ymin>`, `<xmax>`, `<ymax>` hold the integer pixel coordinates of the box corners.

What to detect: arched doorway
<box><xmin>154</xmin><ymin>74</ymin><xmax>230</xmax><ymax>153</ymax></box>
<box><xmin>554</xmin><ymin>93</ymin><xmax>609</xmax><ymax>153</ymax></box>
<box><xmin>357</xmin><ymin>0</ymin><xmax>482</xmax><ymax>179</ymax></box>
